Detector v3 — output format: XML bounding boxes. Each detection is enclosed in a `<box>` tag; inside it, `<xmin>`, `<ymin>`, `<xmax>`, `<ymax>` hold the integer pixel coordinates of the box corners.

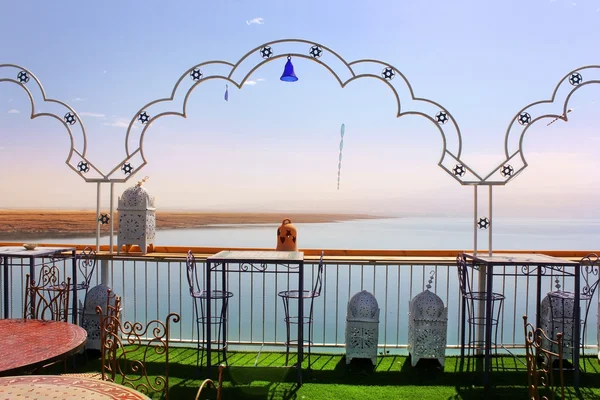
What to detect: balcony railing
<box><xmin>1</xmin><ymin>244</ymin><xmax>597</xmax><ymax>354</ymax></box>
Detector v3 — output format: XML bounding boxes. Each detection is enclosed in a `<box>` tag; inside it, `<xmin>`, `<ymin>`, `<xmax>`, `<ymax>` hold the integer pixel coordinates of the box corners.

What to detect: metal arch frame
<box><xmin>0</xmin><ymin>64</ymin><xmax>114</xmax><ymax>254</ymax></box>
<box><xmin>470</xmin><ymin>66</ymin><xmax>600</xmax><ymax>256</ymax></box>
<box><xmin>115</xmin><ymin>38</ymin><xmax>469</xmax><ymax>184</ymax></box>
<box><xmin>0</xmin><ymin>64</ymin><xmax>102</xmax><ymax>180</ymax></box>
<box><xmin>500</xmin><ymin>65</ymin><xmax>600</xmax><ymax>183</ymax></box>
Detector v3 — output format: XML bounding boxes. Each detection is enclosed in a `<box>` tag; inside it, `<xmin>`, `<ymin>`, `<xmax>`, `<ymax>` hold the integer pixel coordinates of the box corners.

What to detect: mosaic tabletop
<box><xmin>0</xmin><ymin>375</ymin><xmax>150</xmax><ymax>399</ymax></box>
<box><xmin>0</xmin><ymin>319</ymin><xmax>87</xmax><ymax>375</ymax></box>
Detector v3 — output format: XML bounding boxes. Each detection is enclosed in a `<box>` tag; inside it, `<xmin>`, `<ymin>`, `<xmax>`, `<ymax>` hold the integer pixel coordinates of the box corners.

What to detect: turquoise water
<box><xmin>18</xmin><ymin>217</ymin><xmax>600</xmax><ymax>250</ymax></box>
<box><xmin>8</xmin><ymin>217</ymin><xmax>597</xmax><ymax>351</ymax></box>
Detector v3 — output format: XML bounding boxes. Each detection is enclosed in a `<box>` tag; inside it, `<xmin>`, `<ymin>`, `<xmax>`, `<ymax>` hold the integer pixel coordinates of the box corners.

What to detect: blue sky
<box><xmin>0</xmin><ymin>0</ymin><xmax>599</xmax><ymax>217</ymax></box>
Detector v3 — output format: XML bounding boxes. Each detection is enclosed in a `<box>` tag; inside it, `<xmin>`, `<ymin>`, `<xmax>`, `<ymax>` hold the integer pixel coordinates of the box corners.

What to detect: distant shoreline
<box><xmin>0</xmin><ymin>210</ymin><xmax>387</xmax><ymax>240</ymax></box>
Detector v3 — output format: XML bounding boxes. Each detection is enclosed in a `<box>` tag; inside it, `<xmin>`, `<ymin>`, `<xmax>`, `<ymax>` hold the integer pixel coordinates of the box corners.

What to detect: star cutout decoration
<box><xmin>138</xmin><ymin>111</ymin><xmax>150</xmax><ymax>124</ymax></box>
<box><xmin>98</xmin><ymin>213</ymin><xmax>111</xmax><ymax>225</ymax></box>
<box><xmin>260</xmin><ymin>46</ymin><xmax>273</xmax><ymax>59</ymax></box>
<box><xmin>381</xmin><ymin>67</ymin><xmax>395</xmax><ymax>80</ymax></box>
<box><xmin>518</xmin><ymin>112</ymin><xmax>531</xmax><ymax>125</ymax></box>
<box><xmin>477</xmin><ymin>217</ymin><xmax>490</xmax><ymax>230</ymax></box>
<box><xmin>435</xmin><ymin>111</ymin><xmax>449</xmax><ymax>125</ymax></box>
<box><xmin>569</xmin><ymin>72</ymin><xmax>583</xmax><ymax>86</ymax></box>
<box><xmin>452</xmin><ymin>164</ymin><xmax>466</xmax><ymax>177</ymax></box>
<box><xmin>64</xmin><ymin>112</ymin><xmax>76</xmax><ymax>125</ymax></box>
<box><xmin>190</xmin><ymin>68</ymin><xmax>203</xmax><ymax>81</ymax></box>
<box><xmin>500</xmin><ymin>164</ymin><xmax>514</xmax><ymax>178</ymax></box>
<box><xmin>121</xmin><ymin>163</ymin><xmax>134</xmax><ymax>175</ymax></box>
<box><xmin>309</xmin><ymin>45</ymin><xmax>323</xmax><ymax>58</ymax></box>
<box><xmin>77</xmin><ymin>161</ymin><xmax>90</xmax><ymax>173</ymax></box>
<box><xmin>17</xmin><ymin>71</ymin><xmax>30</xmax><ymax>83</ymax></box>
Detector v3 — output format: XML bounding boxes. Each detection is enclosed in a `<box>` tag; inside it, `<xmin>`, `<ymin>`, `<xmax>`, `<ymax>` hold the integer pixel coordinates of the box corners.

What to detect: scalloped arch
<box><xmin>497</xmin><ymin>65</ymin><xmax>600</xmax><ymax>183</ymax></box>
<box><xmin>0</xmin><ymin>64</ymin><xmax>99</xmax><ymax>181</ymax></box>
<box><xmin>116</xmin><ymin>39</ymin><xmax>464</xmax><ymax>183</ymax></box>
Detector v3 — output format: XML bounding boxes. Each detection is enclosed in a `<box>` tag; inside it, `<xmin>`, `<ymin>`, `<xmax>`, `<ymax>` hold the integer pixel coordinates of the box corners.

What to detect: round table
<box><xmin>0</xmin><ymin>319</ymin><xmax>87</xmax><ymax>375</ymax></box>
<box><xmin>0</xmin><ymin>375</ymin><xmax>151</xmax><ymax>399</ymax></box>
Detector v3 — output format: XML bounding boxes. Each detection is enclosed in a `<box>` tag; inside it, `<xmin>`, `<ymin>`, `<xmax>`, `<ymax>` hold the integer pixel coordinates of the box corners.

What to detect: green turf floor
<box><xmin>63</xmin><ymin>348</ymin><xmax>600</xmax><ymax>400</ymax></box>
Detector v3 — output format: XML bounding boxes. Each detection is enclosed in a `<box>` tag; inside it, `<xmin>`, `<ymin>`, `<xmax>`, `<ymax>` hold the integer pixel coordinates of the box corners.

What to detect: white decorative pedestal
<box><xmin>117</xmin><ymin>181</ymin><xmax>156</xmax><ymax>254</ymax></box>
<box><xmin>82</xmin><ymin>284</ymin><xmax>120</xmax><ymax>350</ymax></box>
<box><xmin>345</xmin><ymin>290</ymin><xmax>380</xmax><ymax>365</ymax></box>
<box><xmin>540</xmin><ymin>290</ymin><xmax>576</xmax><ymax>360</ymax></box>
<box><xmin>407</xmin><ymin>273</ymin><xmax>448</xmax><ymax>367</ymax></box>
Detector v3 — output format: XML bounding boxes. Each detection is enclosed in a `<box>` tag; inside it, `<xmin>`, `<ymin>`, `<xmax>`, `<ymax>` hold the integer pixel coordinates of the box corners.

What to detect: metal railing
<box><xmin>0</xmin><ymin>246</ymin><xmax>597</xmax><ymax>354</ymax></box>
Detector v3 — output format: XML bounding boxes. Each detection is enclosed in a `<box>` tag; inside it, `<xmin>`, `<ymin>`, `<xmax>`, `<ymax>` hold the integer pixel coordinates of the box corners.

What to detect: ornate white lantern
<box><xmin>408</xmin><ymin>273</ymin><xmax>448</xmax><ymax>367</ymax></box>
<box><xmin>540</xmin><ymin>289</ymin><xmax>575</xmax><ymax>360</ymax></box>
<box><xmin>345</xmin><ymin>290</ymin><xmax>380</xmax><ymax>365</ymax></box>
<box><xmin>82</xmin><ymin>284</ymin><xmax>121</xmax><ymax>350</ymax></box>
<box><xmin>117</xmin><ymin>179</ymin><xmax>156</xmax><ymax>254</ymax></box>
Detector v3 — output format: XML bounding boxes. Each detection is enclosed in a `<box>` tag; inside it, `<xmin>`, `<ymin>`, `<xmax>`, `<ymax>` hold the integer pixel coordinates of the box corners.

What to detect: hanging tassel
<box><xmin>337</xmin><ymin>123</ymin><xmax>345</xmax><ymax>190</ymax></box>
<box><xmin>224</xmin><ymin>84</ymin><xmax>229</xmax><ymax>102</ymax></box>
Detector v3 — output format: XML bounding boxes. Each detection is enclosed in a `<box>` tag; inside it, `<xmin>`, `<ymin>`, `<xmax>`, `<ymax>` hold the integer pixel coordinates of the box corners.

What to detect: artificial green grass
<box><xmin>61</xmin><ymin>347</ymin><xmax>600</xmax><ymax>399</ymax></box>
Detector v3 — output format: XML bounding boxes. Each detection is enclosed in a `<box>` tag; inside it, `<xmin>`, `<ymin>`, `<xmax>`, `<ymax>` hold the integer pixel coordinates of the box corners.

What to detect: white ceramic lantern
<box><xmin>82</xmin><ymin>284</ymin><xmax>121</xmax><ymax>350</ymax></box>
<box><xmin>345</xmin><ymin>290</ymin><xmax>380</xmax><ymax>365</ymax></box>
<box><xmin>407</xmin><ymin>274</ymin><xmax>448</xmax><ymax>367</ymax></box>
<box><xmin>540</xmin><ymin>290</ymin><xmax>575</xmax><ymax>360</ymax></box>
<box><xmin>117</xmin><ymin>181</ymin><xmax>156</xmax><ymax>254</ymax></box>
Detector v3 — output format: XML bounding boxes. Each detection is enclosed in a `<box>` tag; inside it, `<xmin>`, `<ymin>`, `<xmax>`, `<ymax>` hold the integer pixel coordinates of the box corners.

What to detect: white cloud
<box><xmin>7</xmin><ymin>109</ymin><xmax>20</xmax><ymax>114</ymax></box>
<box><xmin>73</xmin><ymin>97</ymin><xmax>84</xmax><ymax>102</ymax></box>
<box><xmin>103</xmin><ymin>118</ymin><xmax>136</xmax><ymax>129</ymax></box>
<box><xmin>79</xmin><ymin>112</ymin><xmax>105</xmax><ymax>118</ymax></box>
<box><xmin>243</xmin><ymin>78</ymin><xmax>265</xmax><ymax>86</ymax></box>
<box><xmin>0</xmin><ymin>146</ymin><xmax>4</xmax><ymax>150</ymax></box>
<box><xmin>246</xmin><ymin>17</ymin><xmax>264</xmax><ymax>25</ymax></box>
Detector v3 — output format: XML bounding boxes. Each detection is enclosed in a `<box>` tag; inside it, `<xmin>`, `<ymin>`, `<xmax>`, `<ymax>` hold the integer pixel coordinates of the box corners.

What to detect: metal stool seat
<box><xmin>186</xmin><ymin>251</ymin><xmax>234</xmax><ymax>367</ymax></box>
<box><xmin>277</xmin><ymin>251</ymin><xmax>324</xmax><ymax>367</ymax></box>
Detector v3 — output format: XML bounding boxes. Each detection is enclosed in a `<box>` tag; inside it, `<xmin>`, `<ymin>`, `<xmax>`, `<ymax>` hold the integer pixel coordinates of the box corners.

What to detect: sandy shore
<box><xmin>0</xmin><ymin>210</ymin><xmax>383</xmax><ymax>240</ymax></box>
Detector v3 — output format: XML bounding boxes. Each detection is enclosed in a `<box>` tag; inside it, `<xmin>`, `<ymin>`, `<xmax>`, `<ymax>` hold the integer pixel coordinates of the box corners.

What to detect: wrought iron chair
<box><xmin>96</xmin><ymin>294</ymin><xmax>180</xmax><ymax>400</ymax></box>
<box><xmin>456</xmin><ymin>253</ymin><xmax>505</xmax><ymax>357</ymax></box>
<box><xmin>524</xmin><ymin>315</ymin><xmax>565</xmax><ymax>400</ymax></box>
<box><xmin>23</xmin><ymin>265</ymin><xmax>71</xmax><ymax>322</ymax></box>
<box><xmin>186</xmin><ymin>250</ymin><xmax>234</xmax><ymax>367</ymax></box>
<box><xmin>278</xmin><ymin>251</ymin><xmax>324</xmax><ymax>367</ymax></box>
<box><xmin>195</xmin><ymin>364</ymin><xmax>225</xmax><ymax>400</ymax></box>
<box><xmin>74</xmin><ymin>246</ymin><xmax>97</xmax><ymax>326</ymax></box>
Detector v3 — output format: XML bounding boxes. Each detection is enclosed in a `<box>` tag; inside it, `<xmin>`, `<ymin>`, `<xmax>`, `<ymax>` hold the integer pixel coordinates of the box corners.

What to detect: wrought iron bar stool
<box><xmin>278</xmin><ymin>251</ymin><xmax>324</xmax><ymax>367</ymax></box>
<box><xmin>186</xmin><ymin>250</ymin><xmax>234</xmax><ymax>367</ymax></box>
<box><xmin>456</xmin><ymin>253</ymin><xmax>505</xmax><ymax>357</ymax></box>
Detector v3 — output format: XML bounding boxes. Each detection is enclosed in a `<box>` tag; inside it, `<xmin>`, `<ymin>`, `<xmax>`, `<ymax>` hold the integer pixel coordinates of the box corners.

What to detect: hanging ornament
<box><xmin>337</xmin><ymin>123</ymin><xmax>345</xmax><ymax>190</ymax></box>
<box><xmin>224</xmin><ymin>84</ymin><xmax>229</xmax><ymax>102</ymax></box>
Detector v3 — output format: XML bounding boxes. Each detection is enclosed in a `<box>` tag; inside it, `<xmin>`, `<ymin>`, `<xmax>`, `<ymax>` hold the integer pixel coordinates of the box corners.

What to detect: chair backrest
<box><xmin>456</xmin><ymin>253</ymin><xmax>473</xmax><ymax>296</ymax></box>
<box><xmin>23</xmin><ymin>265</ymin><xmax>71</xmax><ymax>322</ymax></box>
<box><xmin>97</xmin><ymin>295</ymin><xmax>180</xmax><ymax>400</ymax></box>
<box><xmin>312</xmin><ymin>251</ymin><xmax>325</xmax><ymax>296</ymax></box>
<box><xmin>580</xmin><ymin>253</ymin><xmax>600</xmax><ymax>299</ymax></box>
<box><xmin>195</xmin><ymin>364</ymin><xmax>225</xmax><ymax>400</ymax></box>
<box><xmin>96</xmin><ymin>290</ymin><xmax>123</xmax><ymax>383</ymax></box>
<box><xmin>523</xmin><ymin>315</ymin><xmax>564</xmax><ymax>400</ymax></box>
<box><xmin>77</xmin><ymin>246</ymin><xmax>97</xmax><ymax>290</ymax></box>
<box><xmin>186</xmin><ymin>250</ymin><xmax>201</xmax><ymax>296</ymax></box>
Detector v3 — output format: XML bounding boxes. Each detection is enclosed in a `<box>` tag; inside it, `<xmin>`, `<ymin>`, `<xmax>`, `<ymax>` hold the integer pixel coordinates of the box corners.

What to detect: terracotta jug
<box><xmin>276</xmin><ymin>218</ymin><xmax>298</xmax><ymax>251</ymax></box>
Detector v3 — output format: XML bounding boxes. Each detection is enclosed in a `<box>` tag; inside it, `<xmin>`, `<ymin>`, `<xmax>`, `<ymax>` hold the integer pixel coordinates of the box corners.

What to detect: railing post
<box><xmin>101</xmin><ymin>259</ymin><xmax>109</xmax><ymax>286</ymax></box>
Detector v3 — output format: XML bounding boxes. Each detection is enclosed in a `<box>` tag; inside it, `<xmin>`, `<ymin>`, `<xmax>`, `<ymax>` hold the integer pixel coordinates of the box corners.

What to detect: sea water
<box><xmin>8</xmin><ymin>217</ymin><xmax>599</xmax><ymax>351</ymax></box>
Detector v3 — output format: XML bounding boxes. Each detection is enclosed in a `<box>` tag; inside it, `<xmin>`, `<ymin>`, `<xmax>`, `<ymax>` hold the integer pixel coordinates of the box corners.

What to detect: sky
<box><xmin>0</xmin><ymin>0</ymin><xmax>599</xmax><ymax>217</ymax></box>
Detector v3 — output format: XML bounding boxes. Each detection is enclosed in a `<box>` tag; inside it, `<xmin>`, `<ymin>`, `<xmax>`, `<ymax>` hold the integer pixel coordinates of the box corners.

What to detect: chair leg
<box><xmin>281</xmin><ymin>297</ymin><xmax>291</xmax><ymax>366</ymax></box>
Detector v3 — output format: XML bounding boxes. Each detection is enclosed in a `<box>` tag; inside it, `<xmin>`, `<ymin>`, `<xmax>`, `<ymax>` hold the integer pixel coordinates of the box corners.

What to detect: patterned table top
<box><xmin>0</xmin><ymin>319</ymin><xmax>87</xmax><ymax>375</ymax></box>
<box><xmin>0</xmin><ymin>375</ymin><xmax>150</xmax><ymax>399</ymax></box>
<box><xmin>464</xmin><ymin>252</ymin><xmax>578</xmax><ymax>266</ymax></box>
<box><xmin>209</xmin><ymin>250</ymin><xmax>304</xmax><ymax>262</ymax></box>
<box><xmin>0</xmin><ymin>246</ymin><xmax>76</xmax><ymax>257</ymax></box>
